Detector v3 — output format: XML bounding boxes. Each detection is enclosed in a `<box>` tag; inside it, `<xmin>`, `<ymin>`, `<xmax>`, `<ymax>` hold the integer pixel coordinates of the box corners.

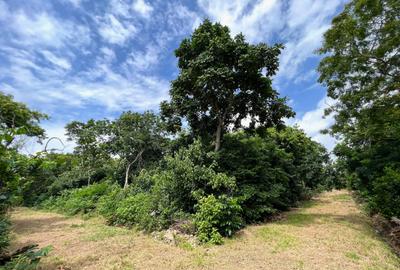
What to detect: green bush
<box><xmin>194</xmin><ymin>195</ymin><xmax>242</xmax><ymax>244</ymax></box>
<box><xmin>113</xmin><ymin>193</ymin><xmax>158</xmax><ymax>231</ymax></box>
<box><xmin>41</xmin><ymin>182</ymin><xmax>111</xmax><ymax>215</ymax></box>
<box><xmin>371</xmin><ymin>167</ymin><xmax>400</xmax><ymax>218</ymax></box>
<box><xmin>96</xmin><ymin>185</ymin><xmax>127</xmax><ymax>223</ymax></box>
<box><xmin>138</xmin><ymin>140</ymin><xmax>236</xmax><ymax>223</ymax></box>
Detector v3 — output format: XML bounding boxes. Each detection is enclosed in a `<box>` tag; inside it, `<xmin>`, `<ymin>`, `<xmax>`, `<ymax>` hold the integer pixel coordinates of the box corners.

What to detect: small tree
<box><xmin>66</xmin><ymin>119</ymin><xmax>110</xmax><ymax>186</ymax></box>
<box><xmin>109</xmin><ymin>111</ymin><xmax>167</xmax><ymax>189</ymax></box>
<box><xmin>161</xmin><ymin>20</ymin><xmax>294</xmax><ymax>151</ymax></box>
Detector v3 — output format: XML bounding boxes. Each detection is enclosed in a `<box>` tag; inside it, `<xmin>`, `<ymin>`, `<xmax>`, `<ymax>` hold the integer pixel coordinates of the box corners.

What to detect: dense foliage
<box><xmin>318</xmin><ymin>0</ymin><xmax>400</xmax><ymax>218</ymax></box>
<box><xmin>217</xmin><ymin>128</ymin><xmax>328</xmax><ymax>223</ymax></box>
<box><xmin>161</xmin><ymin>20</ymin><xmax>294</xmax><ymax>151</ymax></box>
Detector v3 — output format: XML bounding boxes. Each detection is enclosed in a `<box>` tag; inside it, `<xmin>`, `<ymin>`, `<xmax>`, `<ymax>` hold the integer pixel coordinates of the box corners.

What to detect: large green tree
<box><xmin>318</xmin><ymin>0</ymin><xmax>400</xmax><ymax>217</ymax></box>
<box><xmin>161</xmin><ymin>20</ymin><xmax>294</xmax><ymax>151</ymax></box>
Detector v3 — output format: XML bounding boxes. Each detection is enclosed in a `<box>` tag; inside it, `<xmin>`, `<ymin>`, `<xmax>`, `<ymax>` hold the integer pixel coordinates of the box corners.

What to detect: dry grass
<box><xmin>9</xmin><ymin>190</ymin><xmax>400</xmax><ymax>270</ymax></box>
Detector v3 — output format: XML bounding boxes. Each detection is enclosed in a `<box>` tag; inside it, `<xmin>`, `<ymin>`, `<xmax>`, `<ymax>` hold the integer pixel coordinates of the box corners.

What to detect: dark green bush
<box><xmin>96</xmin><ymin>185</ymin><xmax>127</xmax><ymax>223</ymax></box>
<box><xmin>371</xmin><ymin>167</ymin><xmax>400</xmax><ymax>218</ymax></box>
<box><xmin>194</xmin><ymin>195</ymin><xmax>242</xmax><ymax>244</ymax></box>
<box><xmin>217</xmin><ymin>128</ymin><xmax>328</xmax><ymax>223</ymax></box>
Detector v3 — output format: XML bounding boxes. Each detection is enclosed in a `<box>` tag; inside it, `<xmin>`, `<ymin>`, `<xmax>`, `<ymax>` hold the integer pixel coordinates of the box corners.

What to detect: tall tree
<box><xmin>318</xmin><ymin>0</ymin><xmax>400</xmax><ymax>216</ymax></box>
<box><xmin>161</xmin><ymin>20</ymin><xmax>294</xmax><ymax>151</ymax></box>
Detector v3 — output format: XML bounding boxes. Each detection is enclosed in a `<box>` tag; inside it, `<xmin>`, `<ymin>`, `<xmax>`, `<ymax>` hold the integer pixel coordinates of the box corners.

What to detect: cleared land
<box><xmin>9</xmin><ymin>190</ymin><xmax>400</xmax><ymax>270</ymax></box>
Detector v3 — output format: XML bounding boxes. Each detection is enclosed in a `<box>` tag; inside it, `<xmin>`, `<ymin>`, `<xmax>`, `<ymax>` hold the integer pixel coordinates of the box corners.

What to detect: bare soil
<box><xmin>9</xmin><ymin>190</ymin><xmax>400</xmax><ymax>270</ymax></box>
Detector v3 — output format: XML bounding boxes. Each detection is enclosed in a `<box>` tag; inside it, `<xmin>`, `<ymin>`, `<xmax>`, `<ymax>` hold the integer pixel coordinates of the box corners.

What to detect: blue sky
<box><xmin>0</xmin><ymin>0</ymin><xmax>347</xmax><ymax>153</ymax></box>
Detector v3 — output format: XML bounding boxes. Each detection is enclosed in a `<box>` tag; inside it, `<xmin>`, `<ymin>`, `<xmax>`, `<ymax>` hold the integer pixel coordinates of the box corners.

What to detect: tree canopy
<box><xmin>0</xmin><ymin>92</ymin><xmax>47</xmax><ymax>148</ymax></box>
<box><xmin>161</xmin><ymin>19</ymin><xmax>294</xmax><ymax>151</ymax></box>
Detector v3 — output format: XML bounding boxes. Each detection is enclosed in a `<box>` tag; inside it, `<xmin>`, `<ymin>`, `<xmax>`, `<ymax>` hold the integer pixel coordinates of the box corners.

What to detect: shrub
<box><xmin>217</xmin><ymin>132</ymin><xmax>291</xmax><ymax>222</ymax></box>
<box><xmin>371</xmin><ymin>167</ymin><xmax>400</xmax><ymax>218</ymax></box>
<box><xmin>113</xmin><ymin>193</ymin><xmax>158</xmax><ymax>231</ymax></box>
<box><xmin>217</xmin><ymin>128</ymin><xmax>329</xmax><ymax>223</ymax></box>
<box><xmin>140</xmin><ymin>140</ymin><xmax>236</xmax><ymax>224</ymax></box>
<box><xmin>41</xmin><ymin>182</ymin><xmax>111</xmax><ymax>215</ymax></box>
<box><xmin>96</xmin><ymin>186</ymin><xmax>127</xmax><ymax>224</ymax></box>
<box><xmin>194</xmin><ymin>195</ymin><xmax>242</xmax><ymax>244</ymax></box>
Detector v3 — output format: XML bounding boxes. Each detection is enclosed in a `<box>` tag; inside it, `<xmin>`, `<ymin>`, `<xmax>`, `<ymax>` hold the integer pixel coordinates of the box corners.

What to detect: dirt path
<box><xmin>10</xmin><ymin>190</ymin><xmax>400</xmax><ymax>270</ymax></box>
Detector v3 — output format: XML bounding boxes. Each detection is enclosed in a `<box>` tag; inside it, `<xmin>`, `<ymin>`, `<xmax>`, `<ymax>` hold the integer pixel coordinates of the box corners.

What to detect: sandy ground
<box><xmin>9</xmin><ymin>190</ymin><xmax>400</xmax><ymax>270</ymax></box>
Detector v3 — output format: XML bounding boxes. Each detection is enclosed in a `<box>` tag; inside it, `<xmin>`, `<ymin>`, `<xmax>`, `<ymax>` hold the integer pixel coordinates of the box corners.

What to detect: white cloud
<box><xmin>0</xmin><ymin>43</ymin><xmax>169</xmax><ymax>113</ymax></box>
<box><xmin>10</xmin><ymin>11</ymin><xmax>90</xmax><ymax>48</ymax></box>
<box><xmin>100</xmin><ymin>47</ymin><xmax>116</xmax><ymax>63</ymax></box>
<box><xmin>197</xmin><ymin>0</ymin><xmax>345</xmax><ymax>80</ymax></box>
<box><xmin>41</xmin><ymin>50</ymin><xmax>72</xmax><ymax>70</ymax></box>
<box><xmin>98</xmin><ymin>14</ymin><xmax>137</xmax><ymax>45</ymax></box>
<box><xmin>197</xmin><ymin>0</ymin><xmax>283</xmax><ymax>42</ymax></box>
<box><xmin>293</xmin><ymin>96</ymin><xmax>337</xmax><ymax>151</ymax></box>
<box><xmin>126</xmin><ymin>44</ymin><xmax>160</xmax><ymax>71</ymax></box>
<box><xmin>132</xmin><ymin>0</ymin><xmax>153</xmax><ymax>18</ymax></box>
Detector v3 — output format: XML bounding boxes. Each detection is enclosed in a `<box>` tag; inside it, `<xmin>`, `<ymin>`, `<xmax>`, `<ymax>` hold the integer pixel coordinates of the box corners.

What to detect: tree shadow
<box><xmin>11</xmin><ymin>215</ymin><xmax>75</xmax><ymax>235</ymax></box>
<box><xmin>278</xmin><ymin>212</ymin><xmax>371</xmax><ymax>232</ymax></box>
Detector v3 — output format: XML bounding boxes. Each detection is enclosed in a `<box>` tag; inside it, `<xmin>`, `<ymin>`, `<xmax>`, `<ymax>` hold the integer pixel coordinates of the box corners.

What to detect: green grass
<box><xmin>283</xmin><ymin>213</ymin><xmax>316</xmax><ymax>226</ymax></box>
<box><xmin>258</xmin><ymin>226</ymin><xmax>298</xmax><ymax>252</ymax></box>
<box><xmin>84</xmin><ymin>224</ymin><xmax>131</xmax><ymax>241</ymax></box>
<box><xmin>345</xmin><ymin>251</ymin><xmax>361</xmax><ymax>261</ymax></box>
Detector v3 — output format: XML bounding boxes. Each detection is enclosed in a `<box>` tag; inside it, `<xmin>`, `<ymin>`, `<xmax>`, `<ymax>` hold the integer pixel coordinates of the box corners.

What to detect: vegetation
<box><xmin>160</xmin><ymin>19</ymin><xmax>294</xmax><ymax>151</ymax></box>
<box><xmin>1</xmin><ymin>2</ymin><xmax>399</xmax><ymax>267</ymax></box>
<box><xmin>0</xmin><ymin>92</ymin><xmax>51</xmax><ymax>268</ymax></box>
<box><xmin>318</xmin><ymin>0</ymin><xmax>400</xmax><ymax>218</ymax></box>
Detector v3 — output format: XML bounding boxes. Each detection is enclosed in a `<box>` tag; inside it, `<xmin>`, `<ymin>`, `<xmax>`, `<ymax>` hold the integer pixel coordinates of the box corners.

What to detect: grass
<box><xmin>257</xmin><ymin>226</ymin><xmax>298</xmax><ymax>253</ymax></box>
<box><xmin>9</xmin><ymin>190</ymin><xmax>400</xmax><ymax>270</ymax></box>
<box><xmin>84</xmin><ymin>224</ymin><xmax>131</xmax><ymax>242</ymax></box>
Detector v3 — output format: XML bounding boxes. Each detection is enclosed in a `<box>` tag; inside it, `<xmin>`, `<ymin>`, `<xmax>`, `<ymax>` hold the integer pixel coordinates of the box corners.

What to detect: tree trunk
<box><xmin>123</xmin><ymin>150</ymin><xmax>144</xmax><ymax>189</ymax></box>
<box><xmin>87</xmin><ymin>172</ymin><xmax>91</xmax><ymax>186</ymax></box>
<box><xmin>215</xmin><ymin>118</ymin><xmax>223</xmax><ymax>152</ymax></box>
<box><xmin>124</xmin><ymin>162</ymin><xmax>132</xmax><ymax>189</ymax></box>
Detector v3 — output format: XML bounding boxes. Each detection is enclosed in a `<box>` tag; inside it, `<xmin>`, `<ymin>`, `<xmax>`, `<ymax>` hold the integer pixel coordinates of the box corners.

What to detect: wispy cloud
<box><xmin>293</xmin><ymin>96</ymin><xmax>336</xmax><ymax>151</ymax></box>
<box><xmin>41</xmin><ymin>50</ymin><xmax>72</xmax><ymax>70</ymax></box>
<box><xmin>97</xmin><ymin>14</ymin><xmax>137</xmax><ymax>45</ymax></box>
<box><xmin>197</xmin><ymin>0</ymin><xmax>345</xmax><ymax>81</ymax></box>
<box><xmin>132</xmin><ymin>0</ymin><xmax>153</xmax><ymax>18</ymax></box>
